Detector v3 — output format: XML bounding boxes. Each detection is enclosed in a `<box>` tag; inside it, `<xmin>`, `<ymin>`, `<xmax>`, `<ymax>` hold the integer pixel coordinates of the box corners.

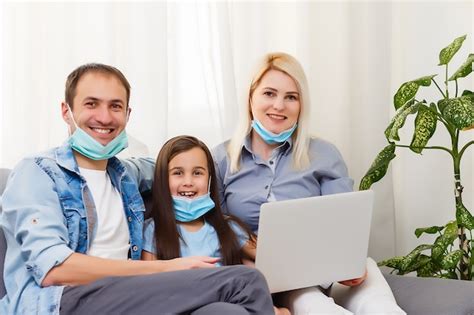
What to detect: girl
<box><xmin>142</xmin><ymin>135</ymin><xmax>289</xmax><ymax>315</ymax></box>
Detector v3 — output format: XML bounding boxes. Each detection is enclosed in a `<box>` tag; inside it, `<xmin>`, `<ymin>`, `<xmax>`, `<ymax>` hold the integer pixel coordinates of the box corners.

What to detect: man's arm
<box><xmin>42</xmin><ymin>253</ymin><xmax>219</xmax><ymax>286</ymax></box>
<box><xmin>1</xmin><ymin>159</ymin><xmax>74</xmax><ymax>288</ymax></box>
<box><xmin>121</xmin><ymin>157</ymin><xmax>155</xmax><ymax>193</ymax></box>
<box><xmin>2</xmin><ymin>159</ymin><xmax>218</xmax><ymax>288</ymax></box>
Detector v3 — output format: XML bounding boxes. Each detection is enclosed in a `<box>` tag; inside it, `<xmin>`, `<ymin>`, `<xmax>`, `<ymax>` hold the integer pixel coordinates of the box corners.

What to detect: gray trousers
<box><xmin>60</xmin><ymin>265</ymin><xmax>274</xmax><ymax>315</ymax></box>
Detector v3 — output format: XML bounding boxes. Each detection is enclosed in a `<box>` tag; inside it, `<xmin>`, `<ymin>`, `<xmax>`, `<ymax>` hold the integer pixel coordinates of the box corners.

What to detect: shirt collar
<box><xmin>55</xmin><ymin>142</ymin><xmax>125</xmax><ymax>177</ymax></box>
<box><xmin>55</xmin><ymin>142</ymin><xmax>80</xmax><ymax>174</ymax></box>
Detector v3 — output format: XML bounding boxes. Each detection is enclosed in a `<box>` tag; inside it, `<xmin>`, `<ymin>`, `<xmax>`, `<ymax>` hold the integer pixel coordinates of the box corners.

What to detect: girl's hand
<box><xmin>164</xmin><ymin>256</ymin><xmax>220</xmax><ymax>272</ymax></box>
<box><xmin>338</xmin><ymin>268</ymin><xmax>368</xmax><ymax>287</ymax></box>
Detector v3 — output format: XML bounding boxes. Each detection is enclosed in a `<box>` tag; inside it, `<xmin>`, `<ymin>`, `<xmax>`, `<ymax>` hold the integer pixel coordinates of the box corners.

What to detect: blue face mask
<box><xmin>66</xmin><ymin>104</ymin><xmax>129</xmax><ymax>160</ymax></box>
<box><xmin>172</xmin><ymin>193</ymin><xmax>215</xmax><ymax>222</ymax></box>
<box><xmin>251</xmin><ymin>119</ymin><xmax>297</xmax><ymax>145</ymax></box>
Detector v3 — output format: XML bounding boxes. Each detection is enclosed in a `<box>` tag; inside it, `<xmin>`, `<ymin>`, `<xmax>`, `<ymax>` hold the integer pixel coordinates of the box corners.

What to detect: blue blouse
<box><xmin>213</xmin><ymin>136</ymin><xmax>354</xmax><ymax>233</ymax></box>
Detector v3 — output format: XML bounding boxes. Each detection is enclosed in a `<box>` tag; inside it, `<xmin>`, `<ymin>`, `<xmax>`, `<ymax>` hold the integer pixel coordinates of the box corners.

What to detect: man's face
<box><xmin>62</xmin><ymin>72</ymin><xmax>129</xmax><ymax>146</ymax></box>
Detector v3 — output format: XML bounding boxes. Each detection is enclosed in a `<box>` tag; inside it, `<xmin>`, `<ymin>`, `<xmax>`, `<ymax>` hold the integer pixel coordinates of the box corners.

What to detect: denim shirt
<box><xmin>213</xmin><ymin>136</ymin><xmax>354</xmax><ymax>233</ymax></box>
<box><xmin>0</xmin><ymin>143</ymin><xmax>154</xmax><ymax>315</ymax></box>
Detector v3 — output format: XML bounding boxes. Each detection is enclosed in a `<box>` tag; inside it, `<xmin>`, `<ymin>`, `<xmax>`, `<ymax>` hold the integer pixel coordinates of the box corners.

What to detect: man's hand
<box><xmin>163</xmin><ymin>256</ymin><xmax>220</xmax><ymax>272</ymax></box>
<box><xmin>338</xmin><ymin>268</ymin><xmax>368</xmax><ymax>287</ymax></box>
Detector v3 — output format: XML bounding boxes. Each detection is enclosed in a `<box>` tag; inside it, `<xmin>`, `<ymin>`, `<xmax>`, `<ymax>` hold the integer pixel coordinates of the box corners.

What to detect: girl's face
<box><xmin>168</xmin><ymin>147</ymin><xmax>210</xmax><ymax>199</ymax></box>
<box><xmin>250</xmin><ymin>69</ymin><xmax>301</xmax><ymax>134</ymax></box>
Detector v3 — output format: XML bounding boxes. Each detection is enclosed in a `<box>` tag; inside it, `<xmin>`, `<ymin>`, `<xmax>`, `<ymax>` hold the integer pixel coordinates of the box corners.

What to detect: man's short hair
<box><xmin>65</xmin><ymin>63</ymin><xmax>131</xmax><ymax>109</ymax></box>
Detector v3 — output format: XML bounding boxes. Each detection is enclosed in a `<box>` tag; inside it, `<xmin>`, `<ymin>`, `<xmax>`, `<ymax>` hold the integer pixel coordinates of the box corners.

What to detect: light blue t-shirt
<box><xmin>143</xmin><ymin>218</ymin><xmax>249</xmax><ymax>266</ymax></box>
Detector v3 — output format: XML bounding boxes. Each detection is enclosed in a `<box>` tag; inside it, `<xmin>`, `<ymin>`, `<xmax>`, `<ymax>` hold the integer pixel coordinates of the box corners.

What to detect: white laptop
<box><xmin>255</xmin><ymin>190</ymin><xmax>374</xmax><ymax>293</ymax></box>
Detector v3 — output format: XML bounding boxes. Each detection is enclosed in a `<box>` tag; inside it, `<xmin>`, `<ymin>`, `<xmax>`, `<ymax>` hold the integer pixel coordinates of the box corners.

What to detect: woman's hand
<box><xmin>242</xmin><ymin>258</ymin><xmax>256</xmax><ymax>267</ymax></box>
<box><xmin>274</xmin><ymin>306</ymin><xmax>291</xmax><ymax>315</ymax></box>
<box><xmin>338</xmin><ymin>268</ymin><xmax>368</xmax><ymax>287</ymax></box>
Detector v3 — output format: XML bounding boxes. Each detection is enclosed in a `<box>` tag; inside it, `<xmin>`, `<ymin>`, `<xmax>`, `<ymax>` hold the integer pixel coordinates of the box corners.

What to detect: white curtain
<box><xmin>1</xmin><ymin>1</ymin><xmax>473</xmax><ymax>261</ymax></box>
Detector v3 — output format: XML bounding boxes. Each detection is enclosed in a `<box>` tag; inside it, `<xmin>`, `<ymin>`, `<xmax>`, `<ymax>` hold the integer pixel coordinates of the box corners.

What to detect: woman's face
<box><xmin>250</xmin><ymin>69</ymin><xmax>301</xmax><ymax>134</ymax></box>
<box><xmin>168</xmin><ymin>147</ymin><xmax>210</xmax><ymax>199</ymax></box>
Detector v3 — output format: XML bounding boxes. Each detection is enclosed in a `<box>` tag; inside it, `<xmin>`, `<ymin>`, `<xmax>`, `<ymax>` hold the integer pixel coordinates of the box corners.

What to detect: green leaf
<box><xmin>441</xmin><ymin>95</ymin><xmax>474</xmax><ymax>129</ymax></box>
<box><xmin>415</xmin><ymin>225</ymin><xmax>445</xmax><ymax>238</ymax></box>
<box><xmin>385</xmin><ymin>100</ymin><xmax>420</xmax><ymax>141</ymax></box>
<box><xmin>446</xmin><ymin>272</ymin><xmax>458</xmax><ymax>279</ymax></box>
<box><xmin>399</xmin><ymin>244</ymin><xmax>432</xmax><ymax>272</ymax></box>
<box><xmin>393</xmin><ymin>76</ymin><xmax>435</xmax><ymax>110</ymax></box>
<box><xmin>438</xmin><ymin>99</ymin><xmax>449</xmax><ymax>114</ymax></box>
<box><xmin>462</xmin><ymin>90</ymin><xmax>473</xmax><ymax>97</ymax></box>
<box><xmin>417</xmin><ymin>261</ymin><xmax>438</xmax><ymax>277</ymax></box>
<box><xmin>444</xmin><ymin>220</ymin><xmax>458</xmax><ymax>239</ymax></box>
<box><xmin>359</xmin><ymin>143</ymin><xmax>396</xmax><ymax>190</ymax></box>
<box><xmin>437</xmin><ymin>271</ymin><xmax>459</xmax><ymax>279</ymax></box>
<box><xmin>413</xmin><ymin>75</ymin><xmax>437</xmax><ymax>86</ymax></box>
<box><xmin>410</xmin><ymin>106</ymin><xmax>438</xmax><ymax>154</ymax></box>
<box><xmin>378</xmin><ymin>256</ymin><xmax>404</xmax><ymax>269</ymax></box>
<box><xmin>438</xmin><ymin>35</ymin><xmax>467</xmax><ymax>65</ymax></box>
<box><xmin>404</xmin><ymin>254</ymin><xmax>431</xmax><ymax>273</ymax></box>
<box><xmin>456</xmin><ymin>202</ymin><xmax>474</xmax><ymax>230</ymax></box>
<box><xmin>431</xmin><ymin>221</ymin><xmax>458</xmax><ymax>261</ymax></box>
<box><xmin>394</xmin><ymin>82</ymin><xmax>418</xmax><ymax>110</ymax></box>
<box><xmin>448</xmin><ymin>54</ymin><xmax>474</xmax><ymax>81</ymax></box>
<box><xmin>440</xmin><ymin>250</ymin><xmax>463</xmax><ymax>269</ymax></box>
<box><xmin>429</xmin><ymin>102</ymin><xmax>438</xmax><ymax>113</ymax></box>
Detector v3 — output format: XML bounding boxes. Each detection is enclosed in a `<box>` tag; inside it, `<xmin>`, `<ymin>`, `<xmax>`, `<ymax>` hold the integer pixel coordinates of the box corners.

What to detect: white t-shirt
<box><xmin>80</xmin><ymin>167</ymin><xmax>130</xmax><ymax>259</ymax></box>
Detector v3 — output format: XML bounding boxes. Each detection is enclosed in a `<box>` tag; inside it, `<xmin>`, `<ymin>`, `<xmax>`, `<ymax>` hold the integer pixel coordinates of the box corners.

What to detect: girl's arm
<box><xmin>142</xmin><ymin>250</ymin><xmax>157</xmax><ymax>261</ymax></box>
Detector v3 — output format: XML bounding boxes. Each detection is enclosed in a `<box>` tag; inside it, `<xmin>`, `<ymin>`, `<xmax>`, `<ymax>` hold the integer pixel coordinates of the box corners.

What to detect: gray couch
<box><xmin>1</xmin><ymin>168</ymin><xmax>474</xmax><ymax>314</ymax></box>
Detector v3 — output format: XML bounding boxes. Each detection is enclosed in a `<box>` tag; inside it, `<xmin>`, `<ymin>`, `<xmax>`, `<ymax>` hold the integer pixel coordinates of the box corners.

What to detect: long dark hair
<box><xmin>151</xmin><ymin>135</ymin><xmax>253</xmax><ymax>265</ymax></box>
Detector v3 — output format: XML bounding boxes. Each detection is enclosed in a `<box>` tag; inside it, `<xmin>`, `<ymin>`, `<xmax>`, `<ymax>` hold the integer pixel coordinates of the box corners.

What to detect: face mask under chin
<box><xmin>251</xmin><ymin>119</ymin><xmax>297</xmax><ymax>145</ymax></box>
<box><xmin>66</xmin><ymin>103</ymin><xmax>129</xmax><ymax>160</ymax></box>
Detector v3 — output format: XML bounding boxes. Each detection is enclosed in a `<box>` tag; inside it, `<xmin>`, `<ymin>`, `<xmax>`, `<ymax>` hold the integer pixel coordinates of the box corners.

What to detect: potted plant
<box><xmin>360</xmin><ymin>35</ymin><xmax>474</xmax><ymax>280</ymax></box>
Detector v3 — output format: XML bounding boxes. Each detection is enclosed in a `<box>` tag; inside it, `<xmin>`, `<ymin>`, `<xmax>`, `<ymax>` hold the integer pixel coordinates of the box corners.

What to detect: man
<box><xmin>0</xmin><ymin>63</ymin><xmax>274</xmax><ymax>314</ymax></box>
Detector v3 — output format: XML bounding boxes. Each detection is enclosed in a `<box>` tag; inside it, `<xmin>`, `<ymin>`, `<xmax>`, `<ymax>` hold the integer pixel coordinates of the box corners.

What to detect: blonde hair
<box><xmin>227</xmin><ymin>52</ymin><xmax>311</xmax><ymax>173</ymax></box>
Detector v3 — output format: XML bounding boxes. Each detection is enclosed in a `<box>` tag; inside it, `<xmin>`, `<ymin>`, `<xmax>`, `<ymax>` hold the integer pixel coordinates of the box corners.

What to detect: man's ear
<box><xmin>126</xmin><ymin>107</ymin><xmax>132</xmax><ymax>122</ymax></box>
<box><xmin>61</xmin><ymin>102</ymin><xmax>70</xmax><ymax>123</ymax></box>
<box><xmin>61</xmin><ymin>102</ymin><xmax>75</xmax><ymax>135</ymax></box>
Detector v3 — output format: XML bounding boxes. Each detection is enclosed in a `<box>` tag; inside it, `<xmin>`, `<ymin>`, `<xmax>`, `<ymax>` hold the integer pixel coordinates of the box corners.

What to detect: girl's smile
<box><xmin>168</xmin><ymin>147</ymin><xmax>210</xmax><ymax>199</ymax></box>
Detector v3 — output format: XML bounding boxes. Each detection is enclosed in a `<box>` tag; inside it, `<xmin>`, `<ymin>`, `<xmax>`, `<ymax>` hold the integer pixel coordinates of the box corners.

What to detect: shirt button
<box><xmin>128</xmin><ymin>216</ymin><xmax>132</xmax><ymax>222</ymax></box>
<box><xmin>132</xmin><ymin>245</ymin><xmax>138</xmax><ymax>251</ymax></box>
<box><xmin>269</xmin><ymin>160</ymin><xmax>274</xmax><ymax>165</ymax></box>
<box><xmin>265</xmin><ymin>185</ymin><xmax>269</xmax><ymax>189</ymax></box>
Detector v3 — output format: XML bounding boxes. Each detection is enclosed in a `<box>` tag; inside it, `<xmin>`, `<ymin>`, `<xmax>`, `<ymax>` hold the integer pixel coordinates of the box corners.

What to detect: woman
<box><xmin>213</xmin><ymin>52</ymin><xmax>405</xmax><ymax>314</ymax></box>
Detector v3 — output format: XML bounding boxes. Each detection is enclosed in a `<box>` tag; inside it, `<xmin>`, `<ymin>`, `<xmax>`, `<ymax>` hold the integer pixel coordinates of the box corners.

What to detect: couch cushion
<box><xmin>384</xmin><ymin>273</ymin><xmax>474</xmax><ymax>315</ymax></box>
